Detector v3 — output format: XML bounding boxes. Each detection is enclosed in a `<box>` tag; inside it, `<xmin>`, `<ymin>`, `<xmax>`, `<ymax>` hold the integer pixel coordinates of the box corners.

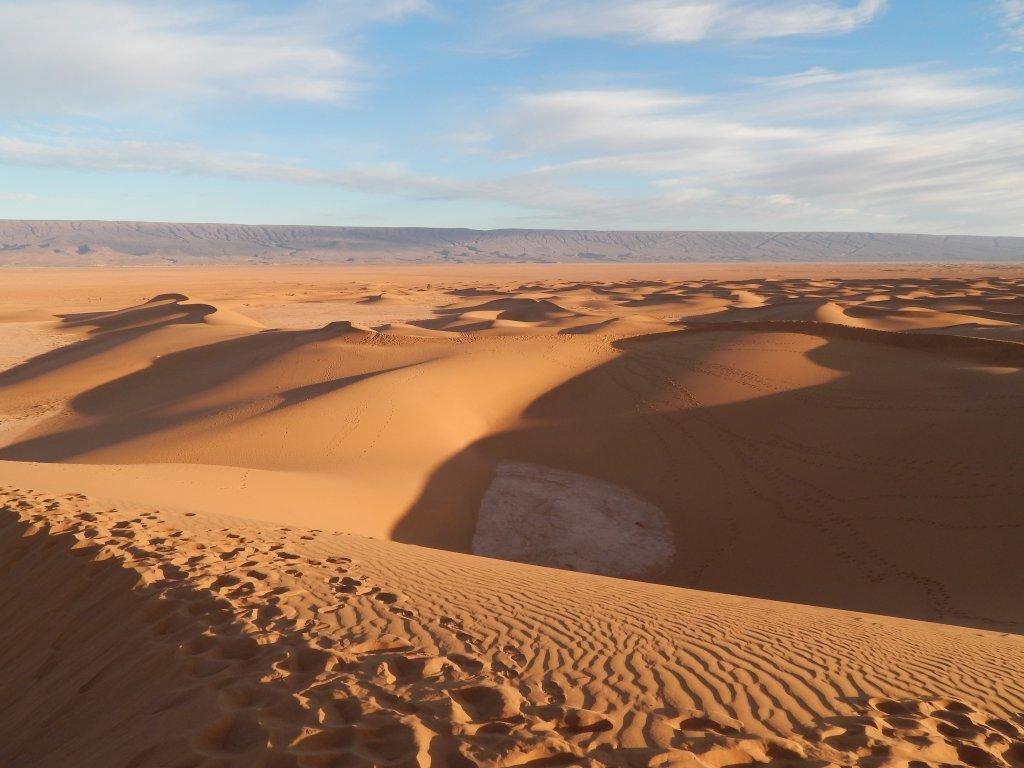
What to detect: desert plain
<box><xmin>2</xmin><ymin>261</ymin><xmax>1023</xmax><ymax>768</ymax></box>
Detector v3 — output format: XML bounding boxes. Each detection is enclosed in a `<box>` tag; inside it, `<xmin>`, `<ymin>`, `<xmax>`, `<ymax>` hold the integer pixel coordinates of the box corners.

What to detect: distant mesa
<box><xmin>1</xmin><ymin>220</ymin><xmax>1023</xmax><ymax>265</ymax></box>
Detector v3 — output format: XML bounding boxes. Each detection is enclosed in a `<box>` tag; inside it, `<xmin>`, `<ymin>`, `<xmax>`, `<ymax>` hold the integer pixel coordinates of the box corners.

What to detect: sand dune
<box><xmin>412</xmin><ymin>297</ymin><xmax>588</xmax><ymax>332</ymax></box>
<box><xmin>2</xmin><ymin>488</ymin><xmax>1023</xmax><ymax>768</ymax></box>
<box><xmin>1</xmin><ymin>264</ymin><xmax>1023</xmax><ymax>766</ymax></box>
<box><xmin>2</xmin><ymin>268</ymin><xmax>1023</xmax><ymax>629</ymax></box>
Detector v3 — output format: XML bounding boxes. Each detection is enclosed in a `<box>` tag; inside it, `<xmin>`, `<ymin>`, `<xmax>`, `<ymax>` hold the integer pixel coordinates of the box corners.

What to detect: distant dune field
<box><xmin>1</xmin><ymin>262</ymin><xmax>1023</xmax><ymax>768</ymax></box>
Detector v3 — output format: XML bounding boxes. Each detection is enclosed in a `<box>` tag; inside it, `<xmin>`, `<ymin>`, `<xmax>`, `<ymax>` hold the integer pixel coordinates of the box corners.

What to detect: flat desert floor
<box><xmin>1</xmin><ymin>263</ymin><xmax>1023</xmax><ymax>768</ymax></box>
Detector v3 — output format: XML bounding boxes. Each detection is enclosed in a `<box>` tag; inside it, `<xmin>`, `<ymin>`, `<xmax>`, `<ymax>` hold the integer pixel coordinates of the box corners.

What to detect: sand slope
<box><xmin>3</xmin><ymin>488</ymin><xmax>1023</xmax><ymax>768</ymax></box>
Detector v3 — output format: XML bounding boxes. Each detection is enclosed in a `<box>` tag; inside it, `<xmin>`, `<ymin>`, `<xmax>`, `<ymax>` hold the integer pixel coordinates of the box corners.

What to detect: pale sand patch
<box><xmin>0</xmin><ymin>321</ymin><xmax>74</xmax><ymax>372</ymax></box>
<box><xmin>0</xmin><ymin>321</ymin><xmax>75</xmax><ymax>446</ymax></box>
<box><xmin>472</xmin><ymin>461</ymin><xmax>674</xmax><ymax>579</ymax></box>
<box><xmin>0</xmin><ymin>404</ymin><xmax>62</xmax><ymax>448</ymax></box>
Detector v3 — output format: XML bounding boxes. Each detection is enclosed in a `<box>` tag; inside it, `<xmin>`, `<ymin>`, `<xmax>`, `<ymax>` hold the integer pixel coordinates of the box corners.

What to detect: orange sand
<box><xmin>1</xmin><ymin>264</ymin><xmax>1022</xmax><ymax>767</ymax></box>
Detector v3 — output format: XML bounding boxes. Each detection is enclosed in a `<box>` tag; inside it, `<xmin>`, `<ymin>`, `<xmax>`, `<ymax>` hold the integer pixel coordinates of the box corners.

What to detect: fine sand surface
<box><xmin>1</xmin><ymin>263</ymin><xmax>1023</xmax><ymax>767</ymax></box>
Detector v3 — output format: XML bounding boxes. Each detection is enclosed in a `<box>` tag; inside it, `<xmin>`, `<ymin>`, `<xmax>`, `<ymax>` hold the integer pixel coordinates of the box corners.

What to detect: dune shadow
<box><xmin>0</xmin><ymin>294</ymin><xmax>220</xmax><ymax>388</ymax></box>
<box><xmin>271</xmin><ymin>361</ymin><xmax>424</xmax><ymax>413</ymax></box>
<box><xmin>0</xmin><ymin>404</ymin><xmax>229</xmax><ymax>462</ymax></box>
<box><xmin>0</xmin><ymin>295</ymin><xmax>371</xmax><ymax>461</ymax></box>
<box><xmin>69</xmin><ymin>323</ymin><xmax>357</xmax><ymax>417</ymax></box>
<box><xmin>393</xmin><ymin>325</ymin><xmax>1024</xmax><ymax>631</ymax></box>
<box><xmin>0</xmin><ymin>495</ymin><xmax>224</xmax><ymax>765</ymax></box>
<box><xmin>680</xmin><ymin>320</ymin><xmax>1024</xmax><ymax>366</ymax></box>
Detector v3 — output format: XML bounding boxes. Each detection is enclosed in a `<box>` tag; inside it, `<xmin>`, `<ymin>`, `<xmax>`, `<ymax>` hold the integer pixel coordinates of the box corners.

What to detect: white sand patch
<box><xmin>472</xmin><ymin>461</ymin><xmax>674</xmax><ymax>579</ymax></box>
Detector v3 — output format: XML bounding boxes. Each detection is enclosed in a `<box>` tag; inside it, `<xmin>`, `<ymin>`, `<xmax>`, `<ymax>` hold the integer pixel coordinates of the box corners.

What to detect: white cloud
<box><xmin>1001</xmin><ymin>0</ymin><xmax>1024</xmax><ymax>43</ymax></box>
<box><xmin>0</xmin><ymin>0</ymin><xmax>428</xmax><ymax>113</ymax></box>
<box><xmin>460</xmin><ymin>68</ymin><xmax>1024</xmax><ymax>232</ymax></box>
<box><xmin>3</xmin><ymin>63</ymin><xmax>1023</xmax><ymax>234</ymax></box>
<box><xmin>503</xmin><ymin>0</ymin><xmax>886</xmax><ymax>43</ymax></box>
<box><xmin>0</xmin><ymin>192</ymin><xmax>38</xmax><ymax>202</ymax></box>
<box><xmin>496</xmin><ymin>89</ymin><xmax>806</xmax><ymax>157</ymax></box>
<box><xmin>756</xmin><ymin>67</ymin><xmax>1016</xmax><ymax>115</ymax></box>
<box><xmin>0</xmin><ymin>133</ymin><xmax>615</xmax><ymax>219</ymax></box>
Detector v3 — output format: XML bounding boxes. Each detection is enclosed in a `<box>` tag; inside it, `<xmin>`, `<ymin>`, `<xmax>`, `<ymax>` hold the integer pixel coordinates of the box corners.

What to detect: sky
<box><xmin>0</xmin><ymin>0</ymin><xmax>1022</xmax><ymax>234</ymax></box>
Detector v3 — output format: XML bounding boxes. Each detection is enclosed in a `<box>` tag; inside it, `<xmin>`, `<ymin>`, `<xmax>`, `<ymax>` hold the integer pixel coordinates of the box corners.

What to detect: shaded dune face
<box><xmin>401</xmin><ymin>326</ymin><xmax>1024</xmax><ymax>631</ymax></box>
<box><xmin>1</xmin><ymin>273</ymin><xmax>1023</xmax><ymax>633</ymax></box>
<box><xmin>0</xmin><ymin>496</ymin><xmax>222</xmax><ymax>767</ymax></box>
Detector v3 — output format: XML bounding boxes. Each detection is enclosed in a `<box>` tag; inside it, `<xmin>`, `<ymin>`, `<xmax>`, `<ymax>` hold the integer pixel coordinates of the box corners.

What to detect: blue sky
<box><xmin>1</xmin><ymin>0</ymin><xmax>1022</xmax><ymax>233</ymax></box>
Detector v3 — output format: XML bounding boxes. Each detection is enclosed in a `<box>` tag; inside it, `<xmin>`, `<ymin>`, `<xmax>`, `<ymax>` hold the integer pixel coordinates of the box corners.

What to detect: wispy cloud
<box><xmin>0</xmin><ymin>133</ymin><xmax>615</xmax><ymax>220</ymax></box>
<box><xmin>0</xmin><ymin>0</ymin><xmax>429</xmax><ymax>114</ymax></box>
<box><xmin>2</xmin><ymin>2</ymin><xmax>1022</xmax><ymax>234</ymax></box>
<box><xmin>1000</xmin><ymin>0</ymin><xmax>1024</xmax><ymax>45</ymax></box>
<box><xmin>457</xmin><ymin>67</ymin><xmax>1024</xmax><ymax>232</ymax></box>
<box><xmin>754</xmin><ymin>67</ymin><xmax>1016</xmax><ymax>115</ymax></box>
<box><xmin>0</xmin><ymin>192</ymin><xmax>38</xmax><ymax>202</ymax></box>
<box><xmin>502</xmin><ymin>0</ymin><xmax>886</xmax><ymax>43</ymax></box>
<box><xmin>7</xmin><ymin>60</ymin><xmax>1024</xmax><ymax>234</ymax></box>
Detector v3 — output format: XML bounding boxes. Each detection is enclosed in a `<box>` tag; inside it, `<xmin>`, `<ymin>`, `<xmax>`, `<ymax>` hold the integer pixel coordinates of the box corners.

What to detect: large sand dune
<box><xmin>3</xmin><ymin>220</ymin><xmax>1024</xmax><ymax>264</ymax></box>
<box><xmin>1</xmin><ymin>263</ymin><xmax>1023</xmax><ymax>766</ymax></box>
<box><xmin>3</xmin><ymin>488</ymin><xmax>1023</xmax><ymax>768</ymax></box>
